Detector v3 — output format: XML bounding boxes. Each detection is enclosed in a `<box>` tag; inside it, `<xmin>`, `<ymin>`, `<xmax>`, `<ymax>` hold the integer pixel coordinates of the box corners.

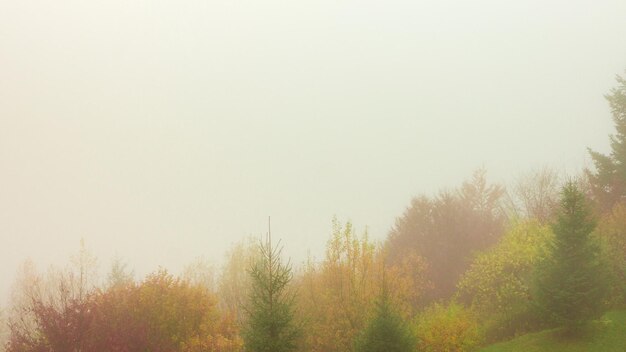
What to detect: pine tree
<box><xmin>588</xmin><ymin>74</ymin><xmax>626</xmax><ymax>210</ymax></box>
<box><xmin>243</xmin><ymin>226</ymin><xmax>300</xmax><ymax>352</ymax></box>
<box><xmin>533</xmin><ymin>182</ymin><xmax>608</xmax><ymax>333</ymax></box>
<box><xmin>355</xmin><ymin>276</ymin><xmax>416</xmax><ymax>352</ymax></box>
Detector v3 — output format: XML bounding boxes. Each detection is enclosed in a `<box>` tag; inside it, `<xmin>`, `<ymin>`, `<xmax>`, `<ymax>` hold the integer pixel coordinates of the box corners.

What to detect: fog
<box><xmin>1</xmin><ymin>0</ymin><xmax>625</xmax><ymax>304</ymax></box>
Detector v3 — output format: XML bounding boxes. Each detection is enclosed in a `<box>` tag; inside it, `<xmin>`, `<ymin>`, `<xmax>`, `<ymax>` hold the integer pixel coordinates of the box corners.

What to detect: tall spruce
<box><xmin>533</xmin><ymin>182</ymin><xmax>608</xmax><ymax>333</ymax></box>
<box><xmin>243</xmin><ymin>221</ymin><xmax>300</xmax><ymax>352</ymax></box>
<box><xmin>355</xmin><ymin>273</ymin><xmax>416</xmax><ymax>352</ymax></box>
<box><xmin>588</xmin><ymin>74</ymin><xmax>626</xmax><ymax>210</ymax></box>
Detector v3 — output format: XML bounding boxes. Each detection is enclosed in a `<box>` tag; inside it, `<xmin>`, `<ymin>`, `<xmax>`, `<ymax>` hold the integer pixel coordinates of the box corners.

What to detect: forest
<box><xmin>1</xmin><ymin>75</ymin><xmax>626</xmax><ymax>351</ymax></box>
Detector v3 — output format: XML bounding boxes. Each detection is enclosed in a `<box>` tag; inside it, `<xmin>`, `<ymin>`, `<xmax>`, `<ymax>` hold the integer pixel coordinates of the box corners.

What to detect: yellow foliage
<box><xmin>415</xmin><ymin>302</ymin><xmax>482</xmax><ymax>352</ymax></box>
<box><xmin>296</xmin><ymin>218</ymin><xmax>428</xmax><ymax>352</ymax></box>
<box><xmin>456</xmin><ymin>220</ymin><xmax>553</xmax><ymax>340</ymax></box>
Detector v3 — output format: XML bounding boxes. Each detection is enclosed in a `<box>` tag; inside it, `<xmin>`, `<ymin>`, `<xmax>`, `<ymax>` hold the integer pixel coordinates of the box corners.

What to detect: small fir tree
<box><xmin>243</xmin><ymin>230</ymin><xmax>300</xmax><ymax>352</ymax></box>
<box><xmin>533</xmin><ymin>182</ymin><xmax>608</xmax><ymax>333</ymax></box>
<box><xmin>355</xmin><ymin>276</ymin><xmax>416</xmax><ymax>352</ymax></box>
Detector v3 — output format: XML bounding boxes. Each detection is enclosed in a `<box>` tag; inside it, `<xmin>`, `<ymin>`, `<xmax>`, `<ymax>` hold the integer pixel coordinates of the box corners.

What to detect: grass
<box><xmin>480</xmin><ymin>310</ymin><xmax>626</xmax><ymax>352</ymax></box>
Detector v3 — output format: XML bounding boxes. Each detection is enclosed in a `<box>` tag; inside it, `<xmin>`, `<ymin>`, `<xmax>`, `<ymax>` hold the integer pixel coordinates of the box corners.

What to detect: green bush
<box><xmin>457</xmin><ymin>220</ymin><xmax>553</xmax><ymax>341</ymax></box>
<box><xmin>415</xmin><ymin>302</ymin><xmax>483</xmax><ymax>352</ymax></box>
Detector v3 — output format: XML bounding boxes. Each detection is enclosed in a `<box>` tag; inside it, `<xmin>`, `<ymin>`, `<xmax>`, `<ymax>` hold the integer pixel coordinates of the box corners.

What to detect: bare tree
<box><xmin>6</xmin><ymin>240</ymin><xmax>99</xmax><ymax>352</ymax></box>
<box><xmin>106</xmin><ymin>256</ymin><xmax>135</xmax><ymax>289</ymax></box>
<box><xmin>6</xmin><ymin>259</ymin><xmax>42</xmax><ymax>347</ymax></box>
<box><xmin>180</xmin><ymin>256</ymin><xmax>216</xmax><ymax>293</ymax></box>
<box><xmin>218</xmin><ymin>237</ymin><xmax>260</xmax><ymax>325</ymax></box>
<box><xmin>504</xmin><ymin>167</ymin><xmax>561</xmax><ymax>223</ymax></box>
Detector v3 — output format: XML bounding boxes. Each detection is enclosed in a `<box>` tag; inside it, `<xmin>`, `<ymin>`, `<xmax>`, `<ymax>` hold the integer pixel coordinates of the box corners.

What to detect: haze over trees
<box><xmin>385</xmin><ymin>169</ymin><xmax>506</xmax><ymax>302</ymax></box>
<box><xmin>2</xmin><ymin>66</ymin><xmax>626</xmax><ymax>351</ymax></box>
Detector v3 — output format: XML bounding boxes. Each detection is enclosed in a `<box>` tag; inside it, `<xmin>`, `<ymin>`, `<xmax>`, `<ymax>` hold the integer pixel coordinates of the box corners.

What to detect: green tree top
<box><xmin>588</xmin><ymin>74</ymin><xmax>626</xmax><ymax>210</ymax></box>
<box><xmin>243</xmin><ymin>231</ymin><xmax>300</xmax><ymax>352</ymax></box>
<box><xmin>355</xmin><ymin>277</ymin><xmax>415</xmax><ymax>352</ymax></box>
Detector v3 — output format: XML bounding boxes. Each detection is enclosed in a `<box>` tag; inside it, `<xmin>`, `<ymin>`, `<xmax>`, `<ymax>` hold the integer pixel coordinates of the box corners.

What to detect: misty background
<box><xmin>1</xmin><ymin>0</ymin><xmax>626</xmax><ymax>304</ymax></box>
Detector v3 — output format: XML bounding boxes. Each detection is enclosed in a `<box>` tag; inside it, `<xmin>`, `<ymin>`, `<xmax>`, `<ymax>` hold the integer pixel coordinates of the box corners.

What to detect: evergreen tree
<box><xmin>355</xmin><ymin>278</ymin><xmax>416</xmax><ymax>352</ymax></box>
<box><xmin>243</xmin><ymin>230</ymin><xmax>300</xmax><ymax>352</ymax></box>
<box><xmin>588</xmin><ymin>74</ymin><xmax>626</xmax><ymax>210</ymax></box>
<box><xmin>533</xmin><ymin>182</ymin><xmax>608</xmax><ymax>333</ymax></box>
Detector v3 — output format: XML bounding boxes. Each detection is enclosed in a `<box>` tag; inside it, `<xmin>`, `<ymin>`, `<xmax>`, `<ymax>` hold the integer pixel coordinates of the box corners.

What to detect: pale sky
<box><xmin>1</xmin><ymin>0</ymin><xmax>626</xmax><ymax>304</ymax></box>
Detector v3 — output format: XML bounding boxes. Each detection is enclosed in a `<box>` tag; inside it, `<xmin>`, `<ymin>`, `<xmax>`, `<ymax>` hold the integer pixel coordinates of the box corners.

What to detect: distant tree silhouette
<box><xmin>386</xmin><ymin>169</ymin><xmax>506</xmax><ymax>302</ymax></box>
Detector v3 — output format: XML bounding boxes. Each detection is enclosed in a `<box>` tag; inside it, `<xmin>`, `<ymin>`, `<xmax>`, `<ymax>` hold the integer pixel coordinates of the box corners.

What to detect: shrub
<box><xmin>415</xmin><ymin>302</ymin><xmax>482</xmax><ymax>352</ymax></box>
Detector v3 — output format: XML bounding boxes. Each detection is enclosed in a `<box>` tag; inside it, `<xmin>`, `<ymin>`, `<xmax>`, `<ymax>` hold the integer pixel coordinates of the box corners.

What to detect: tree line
<box><xmin>2</xmin><ymin>73</ymin><xmax>626</xmax><ymax>351</ymax></box>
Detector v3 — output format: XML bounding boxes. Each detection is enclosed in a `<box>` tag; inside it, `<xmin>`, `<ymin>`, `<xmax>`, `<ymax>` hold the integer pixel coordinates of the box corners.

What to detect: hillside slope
<box><xmin>481</xmin><ymin>310</ymin><xmax>626</xmax><ymax>352</ymax></box>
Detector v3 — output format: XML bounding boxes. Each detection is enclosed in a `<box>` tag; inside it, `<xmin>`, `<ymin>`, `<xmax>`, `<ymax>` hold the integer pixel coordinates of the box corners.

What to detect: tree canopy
<box><xmin>386</xmin><ymin>170</ymin><xmax>506</xmax><ymax>301</ymax></box>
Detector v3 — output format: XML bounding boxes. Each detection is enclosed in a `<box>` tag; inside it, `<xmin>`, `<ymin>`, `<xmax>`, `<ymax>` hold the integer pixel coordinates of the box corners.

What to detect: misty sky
<box><xmin>1</xmin><ymin>0</ymin><xmax>626</xmax><ymax>304</ymax></box>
